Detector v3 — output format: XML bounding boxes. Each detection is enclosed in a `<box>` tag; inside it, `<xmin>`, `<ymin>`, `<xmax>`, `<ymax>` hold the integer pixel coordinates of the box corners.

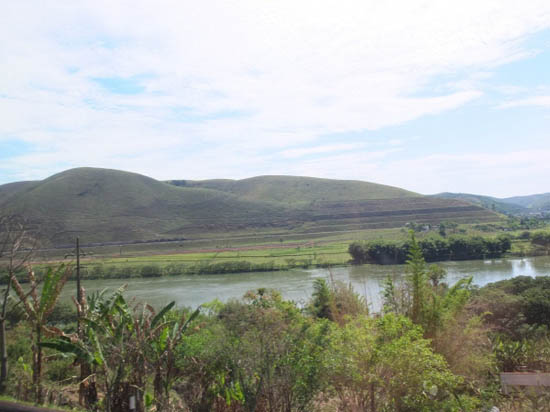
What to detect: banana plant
<box><xmin>43</xmin><ymin>286</ymin><xmax>200</xmax><ymax>412</ymax></box>
<box><xmin>10</xmin><ymin>264</ymin><xmax>72</xmax><ymax>404</ymax></box>
<box><xmin>145</xmin><ymin>303</ymin><xmax>200</xmax><ymax>411</ymax></box>
<box><xmin>42</xmin><ymin>287</ymin><xmax>136</xmax><ymax>412</ymax></box>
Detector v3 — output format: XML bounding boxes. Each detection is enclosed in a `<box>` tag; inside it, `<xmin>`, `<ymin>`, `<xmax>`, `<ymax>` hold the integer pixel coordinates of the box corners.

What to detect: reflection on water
<box><xmin>59</xmin><ymin>256</ymin><xmax>550</xmax><ymax>313</ymax></box>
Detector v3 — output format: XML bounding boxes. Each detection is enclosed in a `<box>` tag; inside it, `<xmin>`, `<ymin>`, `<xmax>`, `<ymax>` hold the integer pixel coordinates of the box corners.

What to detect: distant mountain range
<box><xmin>433</xmin><ymin>192</ymin><xmax>550</xmax><ymax>215</ymax></box>
<box><xmin>0</xmin><ymin>167</ymin><xmax>499</xmax><ymax>246</ymax></box>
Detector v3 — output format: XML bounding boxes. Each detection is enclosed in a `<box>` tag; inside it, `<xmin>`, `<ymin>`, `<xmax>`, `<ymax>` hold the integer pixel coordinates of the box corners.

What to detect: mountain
<box><xmin>500</xmin><ymin>193</ymin><xmax>550</xmax><ymax>212</ymax></box>
<box><xmin>433</xmin><ymin>192</ymin><xmax>550</xmax><ymax>215</ymax></box>
<box><xmin>168</xmin><ymin>175</ymin><xmax>419</xmax><ymax>205</ymax></box>
<box><xmin>0</xmin><ymin>167</ymin><xmax>498</xmax><ymax>246</ymax></box>
<box><xmin>433</xmin><ymin>193</ymin><xmax>528</xmax><ymax>215</ymax></box>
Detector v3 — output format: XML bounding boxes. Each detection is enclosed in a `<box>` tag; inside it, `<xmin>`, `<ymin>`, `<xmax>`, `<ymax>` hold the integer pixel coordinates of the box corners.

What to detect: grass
<box><xmin>38</xmin><ymin>243</ymin><xmax>353</xmax><ymax>278</ymax></box>
<box><xmin>180</xmin><ymin>174</ymin><xmax>420</xmax><ymax>205</ymax></box>
<box><xmin>0</xmin><ymin>167</ymin><xmax>499</xmax><ymax>247</ymax></box>
<box><xmin>24</xmin><ymin>223</ymin><xmax>541</xmax><ymax>280</ymax></box>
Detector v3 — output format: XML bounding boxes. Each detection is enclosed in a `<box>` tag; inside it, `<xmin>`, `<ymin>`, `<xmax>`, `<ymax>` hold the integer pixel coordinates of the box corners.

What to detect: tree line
<box><xmin>349</xmin><ymin>234</ymin><xmax>512</xmax><ymax>265</ymax></box>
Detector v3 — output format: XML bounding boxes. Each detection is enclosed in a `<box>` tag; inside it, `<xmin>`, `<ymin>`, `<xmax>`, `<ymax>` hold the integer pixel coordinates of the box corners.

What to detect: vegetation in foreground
<box><xmin>2</xmin><ymin>230</ymin><xmax>550</xmax><ymax>411</ymax></box>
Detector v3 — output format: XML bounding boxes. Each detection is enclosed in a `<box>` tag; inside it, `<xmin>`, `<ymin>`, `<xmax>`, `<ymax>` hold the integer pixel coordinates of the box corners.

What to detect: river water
<box><xmin>59</xmin><ymin>255</ymin><xmax>550</xmax><ymax>312</ymax></box>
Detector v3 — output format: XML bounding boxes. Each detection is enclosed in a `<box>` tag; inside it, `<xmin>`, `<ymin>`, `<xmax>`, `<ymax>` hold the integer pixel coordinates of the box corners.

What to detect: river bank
<box><xmin>55</xmin><ymin>255</ymin><xmax>550</xmax><ymax>312</ymax></box>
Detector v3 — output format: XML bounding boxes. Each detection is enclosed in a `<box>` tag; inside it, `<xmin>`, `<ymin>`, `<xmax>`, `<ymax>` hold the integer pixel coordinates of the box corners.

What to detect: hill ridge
<box><xmin>434</xmin><ymin>191</ymin><xmax>550</xmax><ymax>214</ymax></box>
<box><xmin>0</xmin><ymin>167</ymin><xmax>498</xmax><ymax>245</ymax></box>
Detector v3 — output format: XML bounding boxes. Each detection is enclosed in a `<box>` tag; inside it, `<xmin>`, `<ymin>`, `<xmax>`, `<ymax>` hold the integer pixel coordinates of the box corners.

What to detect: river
<box><xmin>59</xmin><ymin>255</ymin><xmax>550</xmax><ymax>312</ymax></box>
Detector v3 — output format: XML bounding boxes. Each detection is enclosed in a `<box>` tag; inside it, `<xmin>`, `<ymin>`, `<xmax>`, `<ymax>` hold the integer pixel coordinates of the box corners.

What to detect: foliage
<box><xmin>328</xmin><ymin>314</ymin><xmax>469</xmax><ymax>411</ymax></box>
<box><xmin>349</xmin><ymin>234</ymin><xmax>512</xmax><ymax>264</ymax></box>
<box><xmin>42</xmin><ymin>288</ymin><xmax>199</xmax><ymax>411</ymax></box>
<box><xmin>311</xmin><ymin>279</ymin><xmax>334</xmax><ymax>320</ymax></box>
<box><xmin>177</xmin><ymin>290</ymin><xmax>331</xmax><ymax>412</ymax></box>
<box><xmin>382</xmin><ymin>232</ymin><xmax>474</xmax><ymax>337</ymax></box>
<box><xmin>473</xmin><ymin>276</ymin><xmax>550</xmax><ymax>332</ymax></box>
<box><xmin>3</xmin><ymin>244</ymin><xmax>548</xmax><ymax>411</ymax></box>
<box><xmin>0</xmin><ymin>215</ymin><xmax>36</xmax><ymax>393</ymax></box>
<box><xmin>10</xmin><ymin>264</ymin><xmax>72</xmax><ymax>404</ymax></box>
<box><xmin>531</xmin><ymin>231</ymin><xmax>550</xmax><ymax>254</ymax></box>
<box><xmin>310</xmin><ymin>278</ymin><xmax>368</xmax><ymax>325</ymax></box>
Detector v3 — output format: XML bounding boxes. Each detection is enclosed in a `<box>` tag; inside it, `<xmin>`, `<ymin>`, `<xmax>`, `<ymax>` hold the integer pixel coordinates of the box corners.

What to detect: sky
<box><xmin>1</xmin><ymin>1</ymin><xmax>550</xmax><ymax>197</ymax></box>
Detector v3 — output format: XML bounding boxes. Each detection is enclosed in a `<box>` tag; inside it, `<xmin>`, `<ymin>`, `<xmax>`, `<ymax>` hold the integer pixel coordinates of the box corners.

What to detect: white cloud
<box><xmin>1</xmin><ymin>1</ymin><xmax>550</xmax><ymax>186</ymax></box>
<box><xmin>367</xmin><ymin>150</ymin><xmax>550</xmax><ymax>197</ymax></box>
<box><xmin>266</xmin><ymin>149</ymin><xmax>550</xmax><ymax>198</ymax></box>
<box><xmin>280</xmin><ymin>143</ymin><xmax>366</xmax><ymax>158</ymax></box>
<box><xmin>498</xmin><ymin>95</ymin><xmax>550</xmax><ymax>108</ymax></box>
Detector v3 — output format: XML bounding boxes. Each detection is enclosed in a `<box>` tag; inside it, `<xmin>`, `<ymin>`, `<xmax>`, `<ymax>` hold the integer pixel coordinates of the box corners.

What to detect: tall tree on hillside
<box><xmin>0</xmin><ymin>215</ymin><xmax>36</xmax><ymax>393</ymax></box>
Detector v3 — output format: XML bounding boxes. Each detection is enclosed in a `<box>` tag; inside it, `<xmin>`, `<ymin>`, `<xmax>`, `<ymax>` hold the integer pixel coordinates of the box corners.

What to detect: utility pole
<box><xmin>66</xmin><ymin>238</ymin><xmax>96</xmax><ymax>407</ymax></box>
<box><xmin>76</xmin><ymin>237</ymin><xmax>82</xmax><ymax>315</ymax></box>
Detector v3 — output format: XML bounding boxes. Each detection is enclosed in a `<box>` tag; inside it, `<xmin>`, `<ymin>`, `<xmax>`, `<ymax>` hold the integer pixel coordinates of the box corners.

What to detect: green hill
<box><xmin>169</xmin><ymin>175</ymin><xmax>418</xmax><ymax>205</ymax></box>
<box><xmin>434</xmin><ymin>192</ymin><xmax>550</xmax><ymax>215</ymax></box>
<box><xmin>432</xmin><ymin>193</ymin><xmax>528</xmax><ymax>215</ymax></box>
<box><xmin>0</xmin><ymin>181</ymin><xmax>38</xmax><ymax>206</ymax></box>
<box><xmin>0</xmin><ymin>168</ymin><xmax>498</xmax><ymax>246</ymax></box>
<box><xmin>501</xmin><ymin>193</ymin><xmax>550</xmax><ymax>211</ymax></box>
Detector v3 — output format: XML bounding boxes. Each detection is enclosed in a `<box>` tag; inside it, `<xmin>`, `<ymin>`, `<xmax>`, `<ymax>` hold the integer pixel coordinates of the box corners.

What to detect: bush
<box><xmin>328</xmin><ymin>314</ymin><xmax>468</xmax><ymax>411</ymax></box>
<box><xmin>531</xmin><ymin>231</ymin><xmax>550</xmax><ymax>253</ymax></box>
<box><xmin>474</xmin><ymin>276</ymin><xmax>550</xmax><ymax>333</ymax></box>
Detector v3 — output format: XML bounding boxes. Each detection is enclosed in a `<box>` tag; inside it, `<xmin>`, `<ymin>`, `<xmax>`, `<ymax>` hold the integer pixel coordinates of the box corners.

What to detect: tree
<box><xmin>328</xmin><ymin>314</ymin><xmax>465</xmax><ymax>411</ymax></box>
<box><xmin>407</xmin><ymin>231</ymin><xmax>427</xmax><ymax>325</ymax></box>
<box><xmin>384</xmin><ymin>231</ymin><xmax>473</xmax><ymax>339</ymax></box>
<box><xmin>531</xmin><ymin>231</ymin><xmax>550</xmax><ymax>255</ymax></box>
<box><xmin>10</xmin><ymin>264</ymin><xmax>72</xmax><ymax>403</ymax></box>
<box><xmin>311</xmin><ymin>278</ymin><xmax>334</xmax><ymax>320</ymax></box>
<box><xmin>0</xmin><ymin>215</ymin><xmax>36</xmax><ymax>393</ymax></box>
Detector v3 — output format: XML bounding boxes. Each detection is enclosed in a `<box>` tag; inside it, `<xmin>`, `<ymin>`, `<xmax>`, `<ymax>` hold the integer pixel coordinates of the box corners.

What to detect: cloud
<box><xmin>267</xmin><ymin>149</ymin><xmax>550</xmax><ymax>198</ymax></box>
<box><xmin>1</xmin><ymin>1</ymin><xmax>550</xmax><ymax>186</ymax></box>
<box><xmin>366</xmin><ymin>150</ymin><xmax>550</xmax><ymax>197</ymax></box>
<box><xmin>498</xmin><ymin>95</ymin><xmax>550</xmax><ymax>108</ymax></box>
<box><xmin>279</xmin><ymin>143</ymin><xmax>367</xmax><ymax>159</ymax></box>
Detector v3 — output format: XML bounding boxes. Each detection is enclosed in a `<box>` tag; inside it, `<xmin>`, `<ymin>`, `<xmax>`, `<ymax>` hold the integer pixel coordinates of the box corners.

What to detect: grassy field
<box><xmin>26</xmin><ymin>223</ymin><xmax>547</xmax><ymax>280</ymax></box>
<box><xmin>88</xmin><ymin>243</ymin><xmax>351</xmax><ymax>268</ymax></box>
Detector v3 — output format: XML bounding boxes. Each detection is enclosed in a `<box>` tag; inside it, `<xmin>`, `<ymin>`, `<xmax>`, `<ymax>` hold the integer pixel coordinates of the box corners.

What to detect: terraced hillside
<box><xmin>0</xmin><ymin>168</ymin><xmax>499</xmax><ymax>246</ymax></box>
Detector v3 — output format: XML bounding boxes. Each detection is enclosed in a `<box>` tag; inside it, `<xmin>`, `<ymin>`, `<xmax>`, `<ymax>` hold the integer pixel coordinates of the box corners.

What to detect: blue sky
<box><xmin>1</xmin><ymin>1</ymin><xmax>550</xmax><ymax>197</ymax></box>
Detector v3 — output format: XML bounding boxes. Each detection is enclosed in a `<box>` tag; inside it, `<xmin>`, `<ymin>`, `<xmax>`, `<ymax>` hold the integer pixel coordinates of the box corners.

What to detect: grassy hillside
<box><xmin>0</xmin><ymin>167</ymin><xmax>498</xmax><ymax>246</ymax></box>
<box><xmin>501</xmin><ymin>192</ymin><xmax>550</xmax><ymax>211</ymax></box>
<box><xmin>434</xmin><ymin>192</ymin><xmax>550</xmax><ymax>214</ymax></box>
<box><xmin>0</xmin><ymin>181</ymin><xmax>38</xmax><ymax>206</ymax></box>
<box><xmin>170</xmin><ymin>175</ymin><xmax>419</xmax><ymax>205</ymax></box>
<box><xmin>433</xmin><ymin>192</ymin><xmax>527</xmax><ymax>215</ymax></box>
